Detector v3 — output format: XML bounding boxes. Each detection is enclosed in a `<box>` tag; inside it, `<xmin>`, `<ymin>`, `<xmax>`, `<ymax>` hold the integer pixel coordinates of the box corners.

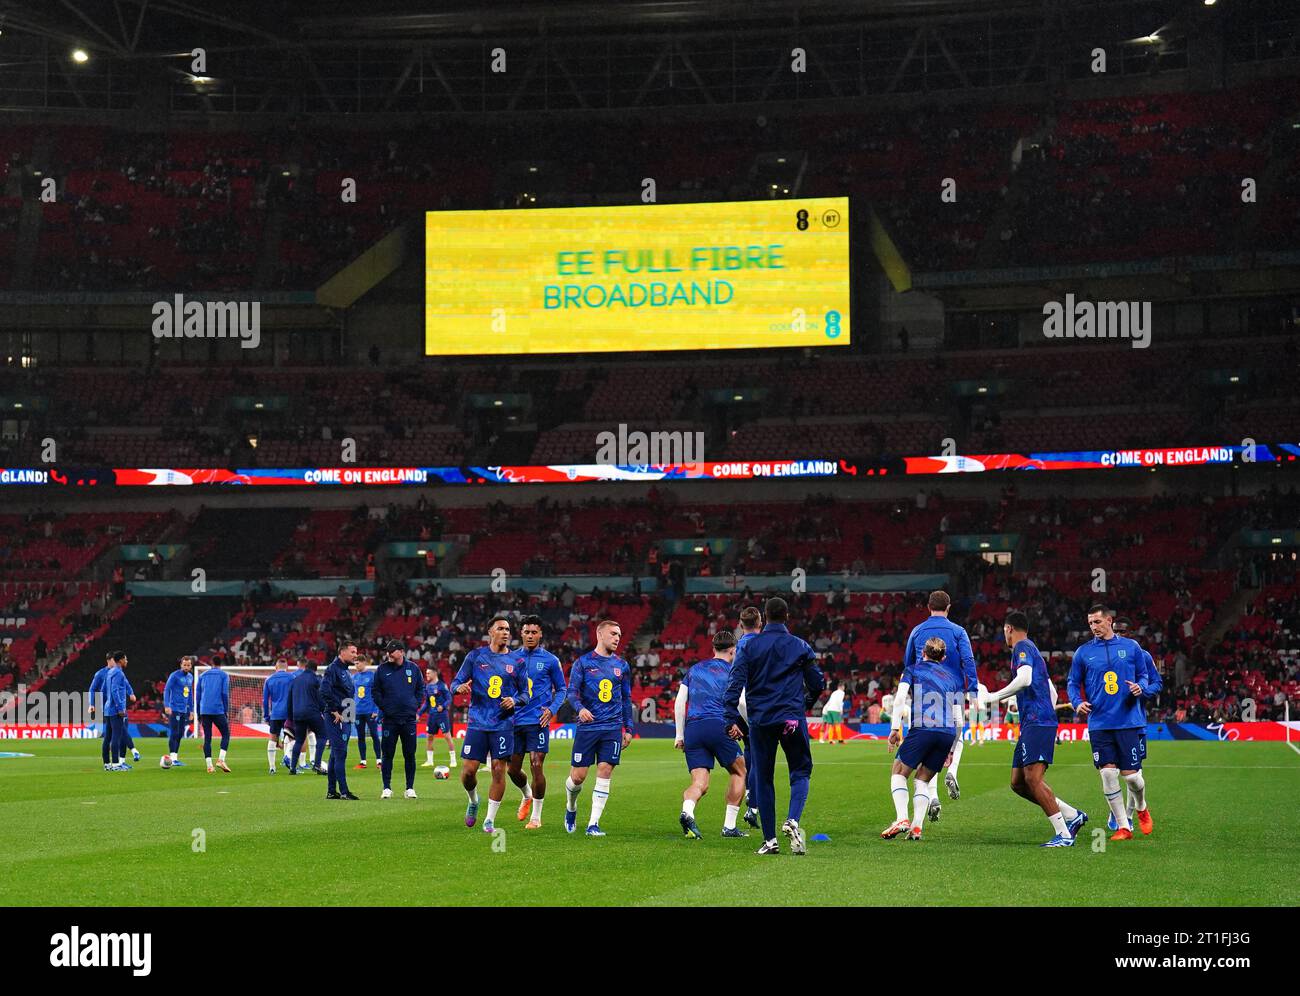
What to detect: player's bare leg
<box><xmin>525</xmin><ymin>750</ymin><xmax>547</xmax><ymax>828</ymax></box>
<box><xmin>680</xmin><ymin>768</ymin><xmax>710</xmax><ymax>839</ymax></box>
<box><xmin>721</xmin><ymin>755</ymin><xmax>748</xmax><ymax>837</ymax></box>
<box><xmin>482</xmin><ymin>757</ymin><xmax>509</xmax><ymax>833</ymax></box>
<box><xmin>506</xmin><ymin>752</ymin><xmax>533</xmax><ymax>822</ymax></box>
<box><xmin>460</xmin><ymin>757</ymin><xmax>482</xmax><ymax>826</ymax></box>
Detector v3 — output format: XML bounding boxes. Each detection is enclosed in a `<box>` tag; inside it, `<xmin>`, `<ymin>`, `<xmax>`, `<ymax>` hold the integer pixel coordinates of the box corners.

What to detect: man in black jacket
<box><xmin>372</xmin><ymin>640</ymin><xmax>423</xmax><ymax>800</ymax></box>
<box><xmin>320</xmin><ymin>643</ymin><xmax>359</xmax><ymax>800</ymax></box>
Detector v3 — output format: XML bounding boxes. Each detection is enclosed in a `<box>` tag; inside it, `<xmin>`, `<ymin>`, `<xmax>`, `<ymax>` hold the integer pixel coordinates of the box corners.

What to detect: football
<box><xmin>433</xmin><ymin>766</ymin><xmax>450</xmax><ymax>780</ymax></box>
<box><xmin>160</xmin><ymin>755</ymin><xmax>172</xmax><ymax>769</ymax></box>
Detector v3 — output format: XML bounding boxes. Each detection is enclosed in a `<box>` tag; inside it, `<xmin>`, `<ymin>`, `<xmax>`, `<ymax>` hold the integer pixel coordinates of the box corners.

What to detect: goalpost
<box><xmin>189</xmin><ymin>665</ymin><xmax>326</xmax><ymax>767</ymax></box>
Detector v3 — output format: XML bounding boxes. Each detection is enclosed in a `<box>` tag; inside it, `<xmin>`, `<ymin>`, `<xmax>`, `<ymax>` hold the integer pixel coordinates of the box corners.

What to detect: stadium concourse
<box><xmin>8</xmin><ymin>487</ymin><xmax>1298</xmax><ymax>732</ymax></box>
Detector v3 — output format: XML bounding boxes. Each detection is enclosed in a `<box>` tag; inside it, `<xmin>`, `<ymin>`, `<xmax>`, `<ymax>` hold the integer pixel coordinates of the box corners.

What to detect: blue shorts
<box><xmin>898</xmin><ymin>728</ymin><xmax>956</xmax><ymax>774</ymax></box>
<box><xmin>684</xmin><ymin>718</ymin><xmax>741</xmax><ymax>771</ymax></box>
<box><xmin>571</xmin><ymin>727</ymin><xmax>622</xmax><ymax>769</ymax></box>
<box><xmin>425</xmin><ymin>713</ymin><xmax>450</xmax><ymax>735</ymax></box>
<box><xmin>1012</xmin><ymin>725</ymin><xmax>1057</xmax><ymax>768</ymax></box>
<box><xmin>1091</xmin><ymin>727</ymin><xmax>1145</xmax><ymax>770</ymax></box>
<box><xmin>462</xmin><ymin>727</ymin><xmax>513</xmax><ymax>763</ymax></box>
<box><xmin>268</xmin><ymin>718</ymin><xmax>286</xmax><ymax>738</ymax></box>
<box><xmin>513</xmin><ymin>724</ymin><xmax>550</xmax><ymax>756</ymax></box>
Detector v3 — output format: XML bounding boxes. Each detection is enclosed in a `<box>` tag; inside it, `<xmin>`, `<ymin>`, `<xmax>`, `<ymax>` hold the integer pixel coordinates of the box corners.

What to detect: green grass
<box><xmin>1</xmin><ymin>738</ymin><xmax>1296</xmax><ymax>906</ymax></box>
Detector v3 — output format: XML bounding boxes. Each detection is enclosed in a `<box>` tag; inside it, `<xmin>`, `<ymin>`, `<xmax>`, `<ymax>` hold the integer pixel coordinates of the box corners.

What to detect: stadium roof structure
<box><xmin>1</xmin><ymin>0</ymin><xmax>1288</xmax><ymax>116</ymax></box>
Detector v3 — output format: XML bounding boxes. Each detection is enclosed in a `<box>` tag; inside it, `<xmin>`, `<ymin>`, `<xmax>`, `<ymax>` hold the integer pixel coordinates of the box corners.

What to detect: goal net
<box><xmin>192</xmin><ymin>666</ymin><xmax>276</xmax><ymax>731</ymax></box>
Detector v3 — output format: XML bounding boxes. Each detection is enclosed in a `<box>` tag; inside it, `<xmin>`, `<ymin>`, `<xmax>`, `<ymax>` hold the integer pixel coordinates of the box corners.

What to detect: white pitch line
<box><xmin>1287</xmin><ymin>741</ymin><xmax>1300</xmax><ymax>757</ymax></box>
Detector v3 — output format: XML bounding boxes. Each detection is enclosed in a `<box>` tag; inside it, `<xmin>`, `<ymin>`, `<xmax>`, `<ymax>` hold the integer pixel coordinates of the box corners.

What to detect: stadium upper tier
<box><xmin>2</xmin><ymin>78</ymin><xmax>1296</xmax><ymax>292</ymax></box>
<box><xmin>0</xmin><ymin>333</ymin><xmax>1294</xmax><ymax>469</ymax></box>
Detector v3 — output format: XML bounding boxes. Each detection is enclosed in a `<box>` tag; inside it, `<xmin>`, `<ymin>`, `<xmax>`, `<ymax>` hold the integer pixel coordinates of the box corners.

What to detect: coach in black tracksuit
<box><xmin>320</xmin><ymin>647</ymin><xmax>358</xmax><ymax>800</ymax></box>
<box><xmin>372</xmin><ymin>640</ymin><xmax>423</xmax><ymax>795</ymax></box>
<box><xmin>287</xmin><ymin>663</ymin><xmax>325</xmax><ymax>776</ymax></box>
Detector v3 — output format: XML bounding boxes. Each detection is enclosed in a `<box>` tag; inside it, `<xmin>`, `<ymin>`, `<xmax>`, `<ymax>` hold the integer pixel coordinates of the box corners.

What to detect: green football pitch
<box><xmin>2</xmin><ymin>737</ymin><xmax>1296</xmax><ymax>906</ymax></box>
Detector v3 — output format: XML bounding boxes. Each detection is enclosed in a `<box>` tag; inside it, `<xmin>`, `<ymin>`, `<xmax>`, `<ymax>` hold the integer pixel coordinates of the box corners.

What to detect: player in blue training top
<box><xmin>116</xmin><ymin>659</ymin><xmax>141</xmax><ymax>764</ymax></box>
<box><xmin>100</xmin><ymin>652</ymin><xmax>132</xmax><ymax>771</ymax></box>
<box><xmin>675</xmin><ymin>630</ymin><xmax>750</xmax><ymax>840</ymax></box>
<box><xmin>88</xmin><ymin>654</ymin><xmax>121</xmax><ymax>770</ymax></box>
<box><xmin>901</xmin><ymin>590</ymin><xmax>980</xmax><ymax>808</ymax></box>
<box><xmin>735</xmin><ymin>604</ymin><xmax>763</xmax><ymax>830</ymax></box>
<box><xmin>883</xmin><ymin>636</ymin><xmax>965</xmax><ymax>841</ymax></box>
<box><xmin>195</xmin><ymin>658</ymin><xmax>231</xmax><ymax>773</ymax></box>
<box><xmin>1108</xmin><ymin>619</ymin><xmax>1163</xmax><ymax>831</ymax></box>
<box><xmin>162</xmin><ymin>655</ymin><xmax>195</xmax><ymax>768</ymax></box>
<box><xmin>563</xmin><ymin>618</ymin><xmax>634</xmax><ymax>837</ymax></box>
<box><xmin>261</xmin><ymin>657</ymin><xmax>294</xmax><ymax>774</ymax></box>
<box><xmin>980</xmin><ymin>611</ymin><xmax>1087</xmax><ymax>847</ymax></box>
<box><xmin>723</xmin><ymin>597</ymin><xmax>823</xmax><ymax>856</ymax></box>
<box><xmin>350</xmin><ymin>654</ymin><xmax>381</xmax><ymax>769</ymax></box>
<box><xmin>1068</xmin><ymin>604</ymin><xmax>1161</xmax><ymax>841</ymax></box>
<box><xmin>452</xmin><ymin>617</ymin><xmax>530</xmax><ymax>833</ymax></box>
<box><xmin>418</xmin><ymin>666</ymin><xmax>456</xmax><ymax>770</ymax></box>
<box><xmin>507</xmin><ymin>615</ymin><xmax>567</xmax><ymax>830</ymax></box>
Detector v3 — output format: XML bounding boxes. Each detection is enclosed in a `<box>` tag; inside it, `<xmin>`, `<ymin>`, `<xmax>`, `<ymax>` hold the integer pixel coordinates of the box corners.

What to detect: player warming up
<box><xmin>195</xmin><ymin>659</ymin><xmax>231</xmax><ymax>773</ymax></box>
<box><xmin>419</xmin><ymin>667</ymin><xmax>456</xmax><ymax>769</ymax></box>
<box><xmin>736</xmin><ymin>605</ymin><xmax>763</xmax><ymax>829</ymax></box>
<box><xmin>723</xmin><ymin>597</ymin><xmax>823</xmax><ymax>856</ymax></box>
<box><xmin>675</xmin><ymin>631</ymin><xmax>750</xmax><ymax>839</ymax></box>
<box><xmin>350</xmin><ymin>653</ymin><xmax>382</xmax><ymax>769</ymax></box>
<box><xmin>161</xmin><ymin>655</ymin><xmax>195</xmax><ymax>768</ymax></box>
<box><xmin>453</xmin><ymin>617</ymin><xmax>530</xmax><ymax>832</ymax></box>
<box><xmin>883</xmin><ymin>637</ymin><xmax>966</xmax><ymax>841</ymax></box>
<box><xmin>1069</xmin><ymin>604</ymin><xmax>1161</xmax><ymax>841</ymax></box>
<box><xmin>508</xmin><ymin>615</ymin><xmax>567</xmax><ymax>829</ymax></box>
<box><xmin>262</xmin><ymin>657</ymin><xmax>294</xmax><ymax>774</ymax></box>
<box><xmin>901</xmin><ymin>591</ymin><xmax>980</xmax><ymax>812</ymax></box>
<box><xmin>980</xmin><ymin>611</ymin><xmax>1087</xmax><ymax>846</ymax></box>
<box><xmin>563</xmin><ymin>619</ymin><xmax>633</xmax><ymax>837</ymax></box>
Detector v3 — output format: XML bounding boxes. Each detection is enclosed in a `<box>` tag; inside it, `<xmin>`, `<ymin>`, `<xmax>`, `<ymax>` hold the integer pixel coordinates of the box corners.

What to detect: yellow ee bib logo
<box><xmin>1103</xmin><ymin>671</ymin><xmax>1119</xmax><ymax>695</ymax></box>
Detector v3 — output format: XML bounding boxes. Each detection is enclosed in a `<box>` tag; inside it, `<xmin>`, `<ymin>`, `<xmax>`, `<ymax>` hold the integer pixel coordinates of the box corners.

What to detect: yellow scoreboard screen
<box><xmin>424</xmin><ymin>197</ymin><xmax>849</xmax><ymax>355</ymax></box>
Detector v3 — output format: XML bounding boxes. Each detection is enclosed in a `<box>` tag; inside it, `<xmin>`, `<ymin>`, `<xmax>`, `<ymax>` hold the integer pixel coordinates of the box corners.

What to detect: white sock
<box><xmin>1055</xmin><ymin>798</ymin><xmax>1079</xmax><ymax>821</ymax></box>
<box><xmin>948</xmin><ymin>738</ymin><xmax>964</xmax><ymax>778</ymax></box>
<box><xmin>219</xmin><ymin>749</ymin><xmax>227</xmax><ymax>762</ymax></box>
<box><xmin>267</xmin><ymin>741</ymin><xmax>277</xmax><ymax>769</ymax></box>
<box><xmin>531</xmin><ymin>798</ymin><xmax>544</xmax><ymax>823</ymax></box>
<box><xmin>1124</xmin><ymin>772</ymin><xmax>1147</xmax><ymax>812</ymax></box>
<box><xmin>206</xmin><ymin>757</ymin><xmax>214</xmax><ymax>770</ymax></box>
<box><xmin>170</xmin><ymin>752</ymin><xmax>178</xmax><ymax>762</ymax></box>
<box><xmin>911</xmin><ymin>784</ymin><xmax>929</xmax><ymax>830</ymax></box>
<box><xmin>307</xmin><ymin>732</ymin><xmax>316</xmax><ymax>759</ymax></box>
<box><xmin>724</xmin><ymin>804</ymin><xmax>739</xmax><ymax>830</ymax></box>
<box><xmin>486</xmin><ymin>798</ymin><xmax>502</xmax><ymax>824</ymax></box>
<box><xmin>1049</xmin><ymin>811</ymin><xmax>1068</xmax><ymax>836</ymax></box>
<box><xmin>465</xmin><ymin>786</ymin><xmax>479</xmax><ymax>805</ymax></box>
<box><xmin>890</xmin><ymin>773</ymin><xmax>909</xmax><ymax>821</ymax></box>
<box><xmin>426</xmin><ymin>750</ymin><xmax>434</xmax><ymax>763</ymax></box>
<box><xmin>1101</xmin><ymin>768</ymin><xmax>1130</xmax><ymax>830</ymax></box>
<box><xmin>590</xmin><ymin>776</ymin><xmax>611</xmax><ymax>825</ymax></box>
<box><xmin>565</xmin><ymin>776</ymin><xmax>581</xmax><ymax>812</ymax></box>
<box><xmin>518</xmin><ymin>780</ymin><xmax>533</xmax><ymax>800</ymax></box>
<box><xmin>682</xmin><ymin>798</ymin><xmax>697</xmax><ymax>818</ymax></box>
<box><xmin>921</xmin><ymin>775</ymin><xmax>938</xmax><ymax>803</ymax></box>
